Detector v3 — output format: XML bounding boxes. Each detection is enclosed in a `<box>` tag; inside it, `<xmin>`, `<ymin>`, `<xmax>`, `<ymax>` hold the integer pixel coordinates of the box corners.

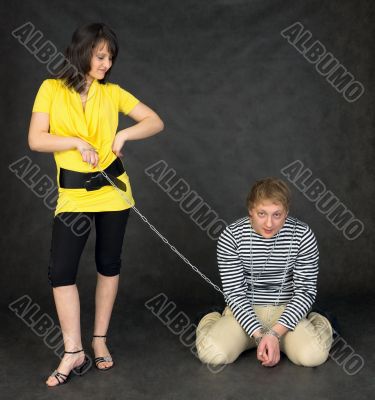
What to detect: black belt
<box><xmin>59</xmin><ymin>157</ymin><xmax>127</xmax><ymax>192</ymax></box>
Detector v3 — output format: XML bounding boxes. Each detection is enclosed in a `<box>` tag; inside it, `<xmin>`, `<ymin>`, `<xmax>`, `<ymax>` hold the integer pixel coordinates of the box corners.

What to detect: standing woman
<box><xmin>28</xmin><ymin>23</ymin><xmax>164</xmax><ymax>387</ymax></box>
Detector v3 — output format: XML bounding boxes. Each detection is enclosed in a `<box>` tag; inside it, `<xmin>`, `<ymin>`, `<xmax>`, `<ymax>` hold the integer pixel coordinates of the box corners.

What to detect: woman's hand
<box><xmin>75</xmin><ymin>138</ymin><xmax>99</xmax><ymax>168</ymax></box>
<box><xmin>257</xmin><ymin>335</ymin><xmax>281</xmax><ymax>367</ymax></box>
<box><xmin>111</xmin><ymin>131</ymin><xmax>127</xmax><ymax>158</ymax></box>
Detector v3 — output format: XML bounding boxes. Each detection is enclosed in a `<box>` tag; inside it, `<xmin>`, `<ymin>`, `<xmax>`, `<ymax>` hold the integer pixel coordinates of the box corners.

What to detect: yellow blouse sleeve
<box><xmin>117</xmin><ymin>85</ymin><xmax>140</xmax><ymax>115</ymax></box>
<box><xmin>32</xmin><ymin>79</ymin><xmax>55</xmax><ymax>113</ymax></box>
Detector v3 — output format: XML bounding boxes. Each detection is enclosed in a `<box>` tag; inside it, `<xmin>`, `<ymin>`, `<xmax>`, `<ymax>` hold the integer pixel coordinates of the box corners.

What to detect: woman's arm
<box><xmin>28</xmin><ymin>112</ymin><xmax>80</xmax><ymax>152</ymax></box>
<box><xmin>117</xmin><ymin>102</ymin><xmax>164</xmax><ymax>141</ymax></box>
<box><xmin>112</xmin><ymin>102</ymin><xmax>164</xmax><ymax>157</ymax></box>
<box><xmin>28</xmin><ymin>112</ymin><xmax>99</xmax><ymax>167</ymax></box>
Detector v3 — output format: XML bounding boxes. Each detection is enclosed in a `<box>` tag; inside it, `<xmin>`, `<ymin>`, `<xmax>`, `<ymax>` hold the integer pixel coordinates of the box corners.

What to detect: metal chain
<box><xmin>273</xmin><ymin>219</ymin><xmax>297</xmax><ymax>306</ymax></box>
<box><xmin>249</xmin><ymin>221</ymin><xmax>280</xmax><ymax>284</ymax></box>
<box><xmin>249</xmin><ymin>218</ymin><xmax>297</xmax><ymax>307</ymax></box>
<box><xmin>99</xmin><ymin>168</ymin><xmax>224</xmax><ymax>294</ymax></box>
<box><xmin>99</xmin><ymin>166</ymin><xmax>297</xmax><ymax>329</ymax></box>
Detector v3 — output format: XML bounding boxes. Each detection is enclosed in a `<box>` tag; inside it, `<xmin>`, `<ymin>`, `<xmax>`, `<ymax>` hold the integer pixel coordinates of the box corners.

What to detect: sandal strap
<box><xmin>51</xmin><ymin>370</ymin><xmax>68</xmax><ymax>384</ymax></box>
<box><xmin>64</xmin><ymin>349</ymin><xmax>84</xmax><ymax>354</ymax></box>
<box><xmin>93</xmin><ymin>335</ymin><xmax>107</xmax><ymax>338</ymax></box>
<box><xmin>95</xmin><ymin>356</ymin><xmax>113</xmax><ymax>363</ymax></box>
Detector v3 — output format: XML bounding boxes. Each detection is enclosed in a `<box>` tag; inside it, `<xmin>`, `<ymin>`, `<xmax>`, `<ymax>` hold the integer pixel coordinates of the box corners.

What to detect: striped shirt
<box><xmin>217</xmin><ymin>216</ymin><xmax>319</xmax><ymax>336</ymax></box>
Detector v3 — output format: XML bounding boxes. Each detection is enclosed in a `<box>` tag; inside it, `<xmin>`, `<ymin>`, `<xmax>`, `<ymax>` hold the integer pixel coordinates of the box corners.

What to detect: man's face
<box><xmin>248</xmin><ymin>199</ymin><xmax>288</xmax><ymax>238</ymax></box>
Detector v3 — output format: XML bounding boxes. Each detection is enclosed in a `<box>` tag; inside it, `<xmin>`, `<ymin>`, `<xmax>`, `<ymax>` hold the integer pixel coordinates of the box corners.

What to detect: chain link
<box><xmin>98</xmin><ymin>167</ymin><xmax>295</xmax><ymax>329</ymax></box>
<box><xmin>99</xmin><ymin>168</ymin><xmax>225</xmax><ymax>295</ymax></box>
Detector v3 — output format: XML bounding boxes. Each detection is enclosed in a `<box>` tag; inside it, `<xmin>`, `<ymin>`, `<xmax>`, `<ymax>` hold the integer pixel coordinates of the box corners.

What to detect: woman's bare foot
<box><xmin>46</xmin><ymin>351</ymin><xmax>85</xmax><ymax>386</ymax></box>
<box><xmin>91</xmin><ymin>337</ymin><xmax>113</xmax><ymax>369</ymax></box>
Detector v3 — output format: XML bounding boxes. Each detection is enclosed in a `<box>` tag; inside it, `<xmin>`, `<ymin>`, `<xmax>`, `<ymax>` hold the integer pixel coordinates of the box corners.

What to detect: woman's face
<box><xmin>87</xmin><ymin>41</ymin><xmax>113</xmax><ymax>82</ymax></box>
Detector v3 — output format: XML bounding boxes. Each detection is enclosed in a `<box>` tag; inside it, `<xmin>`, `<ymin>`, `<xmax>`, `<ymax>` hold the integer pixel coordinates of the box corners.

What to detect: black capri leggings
<box><xmin>48</xmin><ymin>209</ymin><xmax>130</xmax><ymax>287</ymax></box>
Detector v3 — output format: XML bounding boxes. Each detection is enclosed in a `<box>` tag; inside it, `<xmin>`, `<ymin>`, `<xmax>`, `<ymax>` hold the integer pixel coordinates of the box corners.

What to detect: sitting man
<box><xmin>196</xmin><ymin>177</ymin><xmax>333</xmax><ymax>367</ymax></box>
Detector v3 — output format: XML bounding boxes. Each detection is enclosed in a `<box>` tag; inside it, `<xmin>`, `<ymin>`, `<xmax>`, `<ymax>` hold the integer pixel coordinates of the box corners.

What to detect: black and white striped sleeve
<box><xmin>277</xmin><ymin>225</ymin><xmax>319</xmax><ymax>330</ymax></box>
<box><xmin>217</xmin><ymin>226</ymin><xmax>262</xmax><ymax>337</ymax></box>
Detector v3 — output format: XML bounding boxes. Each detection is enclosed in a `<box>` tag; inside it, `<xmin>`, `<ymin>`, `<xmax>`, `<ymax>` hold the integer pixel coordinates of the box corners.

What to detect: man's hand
<box><xmin>257</xmin><ymin>335</ymin><xmax>280</xmax><ymax>367</ymax></box>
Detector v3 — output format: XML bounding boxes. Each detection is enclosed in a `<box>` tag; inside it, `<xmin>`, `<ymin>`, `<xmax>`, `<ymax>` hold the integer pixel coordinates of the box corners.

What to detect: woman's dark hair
<box><xmin>52</xmin><ymin>23</ymin><xmax>119</xmax><ymax>93</ymax></box>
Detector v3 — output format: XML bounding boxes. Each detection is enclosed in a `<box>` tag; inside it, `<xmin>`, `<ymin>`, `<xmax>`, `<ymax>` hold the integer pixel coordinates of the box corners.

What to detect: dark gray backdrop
<box><xmin>1</xmin><ymin>0</ymin><xmax>374</xmax><ymax>313</ymax></box>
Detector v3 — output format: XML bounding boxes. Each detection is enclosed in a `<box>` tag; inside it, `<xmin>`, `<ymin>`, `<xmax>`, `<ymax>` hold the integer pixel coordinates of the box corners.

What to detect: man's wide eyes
<box><xmin>257</xmin><ymin>212</ymin><xmax>282</xmax><ymax>217</ymax></box>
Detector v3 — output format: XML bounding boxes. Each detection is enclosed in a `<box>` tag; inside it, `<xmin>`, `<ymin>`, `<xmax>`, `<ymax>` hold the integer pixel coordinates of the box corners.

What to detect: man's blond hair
<box><xmin>246</xmin><ymin>177</ymin><xmax>291</xmax><ymax>211</ymax></box>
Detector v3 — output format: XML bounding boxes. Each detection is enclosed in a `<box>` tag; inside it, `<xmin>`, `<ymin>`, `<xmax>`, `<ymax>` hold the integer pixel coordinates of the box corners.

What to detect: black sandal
<box><xmin>92</xmin><ymin>335</ymin><xmax>114</xmax><ymax>371</ymax></box>
<box><xmin>47</xmin><ymin>349</ymin><xmax>91</xmax><ymax>387</ymax></box>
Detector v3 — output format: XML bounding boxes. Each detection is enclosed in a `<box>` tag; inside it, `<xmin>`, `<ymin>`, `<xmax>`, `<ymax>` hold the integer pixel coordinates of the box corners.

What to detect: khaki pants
<box><xmin>196</xmin><ymin>305</ymin><xmax>333</xmax><ymax>367</ymax></box>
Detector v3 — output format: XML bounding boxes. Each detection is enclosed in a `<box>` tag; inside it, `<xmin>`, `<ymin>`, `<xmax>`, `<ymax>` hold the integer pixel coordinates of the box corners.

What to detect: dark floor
<box><xmin>1</xmin><ymin>293</ymin><xmax>374</xmax><ymax>400</ymax></box>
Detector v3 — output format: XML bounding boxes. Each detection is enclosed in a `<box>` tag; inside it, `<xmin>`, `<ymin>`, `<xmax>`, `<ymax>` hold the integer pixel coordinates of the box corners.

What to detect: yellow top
<box><xmin>32</xmin><ymin>78</ymin><xmax>140</xmax><ymax>216</ymax></box>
